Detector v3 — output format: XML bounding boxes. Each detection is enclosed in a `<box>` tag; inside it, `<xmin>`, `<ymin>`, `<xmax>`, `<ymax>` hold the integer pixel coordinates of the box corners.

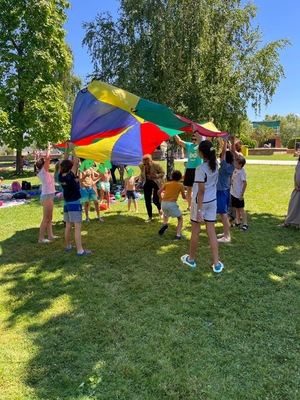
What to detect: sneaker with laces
<box><xmin>85</xmin><ymin>217</ymin><xmax>90</xmax><ymax>222</ymax></box>
<box><xmin>242</xmin><ymin>224</ymin><xmax>248</xmax><ymax>231</ymax></box>
<box><xmin>77</xmin><ymin>249</ymin><xmax>92</xmax><ymax>256</ymax></box>
<box><xmin>217</xmin><ymin>233</ymin><xmax>225</xmax><ymax>238</ymax></box>
<box><xmin>212</xmin><ymin>261</ymin><xmax>224</xmax><ymax>273</ymax></box>
<box><xmin>181</xmin><ymin>254</ymin><xmax>197</xmax><ymax>268</ymax></box>
<box><xmin>158</xmin><ymin>224</ymin><xmax>169</xmax><ymax>235</ymax></box>
<box><xmin>217</xmin><ymin>236</ymin><xmax>231</xmax><ymax>244</ymax></box>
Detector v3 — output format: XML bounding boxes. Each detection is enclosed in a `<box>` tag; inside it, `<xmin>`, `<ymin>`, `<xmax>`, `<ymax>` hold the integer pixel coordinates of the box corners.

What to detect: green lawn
<box><xmin>0</xmin><ymin>165</ymin><xmax>299</xmax><ymax>400</ymax></box>
<box><xmin>246</xmin><ymin>153</ymin><xmax>296</xmax><ymax>161</ymax></box>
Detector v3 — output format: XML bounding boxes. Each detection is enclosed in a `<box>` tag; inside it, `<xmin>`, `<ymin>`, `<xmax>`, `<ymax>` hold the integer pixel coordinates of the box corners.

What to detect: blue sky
<box><xmin>65</xmin><ymin>0</ymin><xmax>300</xmax><ymax>121</ymax></box>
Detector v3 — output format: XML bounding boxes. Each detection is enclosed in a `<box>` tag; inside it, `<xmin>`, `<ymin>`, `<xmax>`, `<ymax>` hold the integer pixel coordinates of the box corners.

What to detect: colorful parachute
<box><xmin>59</xmin><ymin>80</ymin><xmax>227</xmax><ymax>165</ymax></box>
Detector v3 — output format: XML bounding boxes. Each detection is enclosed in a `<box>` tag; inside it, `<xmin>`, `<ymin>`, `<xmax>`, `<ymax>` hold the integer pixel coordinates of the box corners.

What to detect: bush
<box><xmin>239</xmin><ymin>134</ymin><xmax>257</xmax><ymax>148</ymax></box>
<box><xmin>287</xmin><ymin>138</ymin><xmax>300</xmax><ymax>149</ymax></box>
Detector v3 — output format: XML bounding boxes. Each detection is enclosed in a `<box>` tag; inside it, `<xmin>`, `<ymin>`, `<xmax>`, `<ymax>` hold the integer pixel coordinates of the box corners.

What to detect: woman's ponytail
<box><xmin>198</xmin><ymin>140</ymin><xmax>217</xmax><ymax>171</ymax></box>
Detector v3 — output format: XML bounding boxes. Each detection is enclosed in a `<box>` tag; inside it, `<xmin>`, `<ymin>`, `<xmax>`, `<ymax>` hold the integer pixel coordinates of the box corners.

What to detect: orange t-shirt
<box><xmin>162</xmin><ymin>181</ymin><xmax>184</xmax><ymax>202</ymax></box>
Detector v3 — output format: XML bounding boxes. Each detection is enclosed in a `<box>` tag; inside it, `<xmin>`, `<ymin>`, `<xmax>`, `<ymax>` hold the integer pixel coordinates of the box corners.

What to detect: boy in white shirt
<box><xmin>230</xmin><ymin>155</ymin><xmax>248</xmax><ymax>230</ymax></box>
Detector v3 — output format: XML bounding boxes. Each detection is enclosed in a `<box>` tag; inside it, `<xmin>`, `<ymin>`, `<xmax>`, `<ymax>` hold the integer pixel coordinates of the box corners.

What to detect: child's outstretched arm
<box><xmin>44</xmin><ymin>142</ymin><xmax>52</xmax><ymax>171</ymax></box>
<box><xmin>157</xmin><ymin>184</ymin><xmax>165</xmax><ymax>201</ymax></box>
<box><xmin>181</xmin><ymin>185</ymin><xmax>186</xmax><ymax>200</ymax></box>
<box><xmin>196</xmin><ymin>182</ymin><xmax>205</xmax><ymax>222</ymax></box>
<box><xmin>240</xmin><ymin>180</ymin><xmax>247</xmax><ymax>200</ymax></box>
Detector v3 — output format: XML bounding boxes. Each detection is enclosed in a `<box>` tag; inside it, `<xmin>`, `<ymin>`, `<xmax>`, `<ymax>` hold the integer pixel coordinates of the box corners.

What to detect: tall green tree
<box><xmin>83</xmin><ymin>0</ymin><xmax>288</xmax><ymax>175</ymax></box>
<box><xmin>0</xmin><ymin>0</ymin><xmax>79</xmax><ymax>172</ymax></box>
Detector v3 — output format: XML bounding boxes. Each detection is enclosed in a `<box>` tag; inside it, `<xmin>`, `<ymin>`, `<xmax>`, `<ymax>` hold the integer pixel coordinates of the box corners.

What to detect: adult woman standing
<box><xmin>139</xmin><ymin>154</ymin><xmax>165</xmax><ymax>222</ymax></box>
<box><xmin>281</xmin><ymin>155</ymin><xmax>300</xmax><ymax>227</ymax></box>
<box><xmin>175</xmin><ymin>133</ymin><xmax>203</xmax><ymax>210</ymax></box>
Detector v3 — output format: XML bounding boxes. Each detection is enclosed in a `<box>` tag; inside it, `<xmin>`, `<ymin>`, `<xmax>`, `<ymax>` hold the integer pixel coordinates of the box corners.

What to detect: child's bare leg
<box><xmin>206</xmin><ymin>222</ymin><xmax>219</xmax><ymax>265</ymax></box>
<box><xmin>220</xmin><ymin>213</ymin><xmax>231</xmax><ymax>238</ymax></box>
<box><xmin>163</xmin><ymin>215</ymin><xmax>169</xmax><ymax>225</ymax></box>
<box><xmin>84</xmin><ymin>202</ymin><xmax>89</xmax><ymax>220</ymax></box>
<box><xmin>128</xmin><ymin>198</ymin><xmax>131</xmax><ymax>211</ymax></box>
<box><xmin>94</xmin><ymin>201</ymin><xmax>100</xmax><ymax>218</ymax></box>
<box><xmin>189</xmin><ymin>222</ymin><xmax>200</xmax><ymax>261</ymax></box>
<box><xmin>133</xmin><ymin>199</ymin><xmax>138</xmax><ymax>212</ymax></box>
<box><xmin>235</xmin><ymin>208</ymin><xmax>241</xmax><ymax>225</ymax></box>
<box><xmin>176</xmin><ymin>216</ymin><xmax>183</xmax><ymax>236</ymax></box>
<box><xmin>241</xmin><ymin>208</ymin><xmax>247</xmax><ymax>225</ymax></box>
<box><xmin>186</xmin><ymin>187</ymin><xmax>192</xmax><ymax>209</ymax></box>
<box><xmin>39</xmin><ymin>200</ymin><xmax>51</xmax><ymax>241</ymax></box>
<box><xmin>74</xmin><ymin>222</ymin><xmax>84</xmax><ymax>253</ymax></box>
<box><xmin>47</xmin><ymin>200</ymin><xmax>55</xmax><ymax>239</ymax></box>
<box><xmin>65</xmin><ymin>222</ymin><xmax>72</xmax><ymax>248</ymax></box>
<box><xmin>106</xmin><ymin>191</ymin><xmax>110</xmax><ymax>208</ymax></box>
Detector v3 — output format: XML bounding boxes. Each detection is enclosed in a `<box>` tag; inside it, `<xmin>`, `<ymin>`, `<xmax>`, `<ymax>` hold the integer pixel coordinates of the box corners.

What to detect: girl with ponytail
<box><xmin>181</xmin><ymin>140</ymin><xmax>224</xmax><ymax>273</ymax></box>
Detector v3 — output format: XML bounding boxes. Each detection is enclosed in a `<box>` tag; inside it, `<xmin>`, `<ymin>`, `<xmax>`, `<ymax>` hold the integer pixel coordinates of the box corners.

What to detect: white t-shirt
<box><xmin>192</xmin><ymin>161</ymin><xmax>218</xmax><ymax>203</ymax></box>
<box><xmin>37</xmin><ymin>167</ymin><xmax>55</xmax><ymax>195</ymax></box>
<box><xmin>230</xmin><ymin>168</ymin><xmax>247</xmax><ymax>198</ymax></box>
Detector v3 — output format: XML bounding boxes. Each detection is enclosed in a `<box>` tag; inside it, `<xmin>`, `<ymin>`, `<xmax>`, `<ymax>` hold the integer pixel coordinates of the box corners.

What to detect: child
<box><xmin>230</xmin><ymin>155</ymin><xmax>248</xmax><ymax>230</ymax></box>
<box><xmin>181</xmin><ymin>140</ymin><xmax>224</xmax><ymax>272</ymax></box>
<box><xmin>216</xmin><ymin>140</ymin><xmax>234</xmax><ymax>243</ymax></box>
<box><xmin>97</xmin><ymin>166</ymin><xmax>111</xmax><ymax>209</ymax></box>
<box><xmin>158</xmin><ymin>170</ymin><xmax>186</xmax><ymax>239</ymax></box>
<box><xmin>124</xmin><ymin>168</ymin><xmax>139</xmax><ymax>212</ymax></box>
<box><xmin>59</xmin><ymin>158</ymin><xmax>91</xmax><ymax>256</ymax></box>
<box><xmin>35</xmin><ymin>143</ymin><xmax>57</xmax><ymax>243</ymax></box>
<box><xmin>79</xmin><ymin>163</ymin><xmax>103</xmax><ymax>222</ymax></box>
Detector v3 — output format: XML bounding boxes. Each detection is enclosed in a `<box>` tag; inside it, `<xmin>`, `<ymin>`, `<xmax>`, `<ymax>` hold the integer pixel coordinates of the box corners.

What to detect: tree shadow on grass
<box><xmin>0</xmin><ymin>212</ymin><xmax>299</xmax><ymax>399</ymax></box>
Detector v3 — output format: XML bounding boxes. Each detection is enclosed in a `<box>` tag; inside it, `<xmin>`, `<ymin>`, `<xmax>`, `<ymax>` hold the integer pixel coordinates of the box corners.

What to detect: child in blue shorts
<box><xmin>79</xmin><ymin>164</ymin><xmax>103</xmax><ymax>222</ymax></box>
<box><xmin>216</xmin><ymin>140</ymin><xmax>234</xmax><ymax>243</ymax></box>
<box><xmin>59</xmin><ymin>158</ymin><xmax>91</xmax><ymax>256</ymax></box>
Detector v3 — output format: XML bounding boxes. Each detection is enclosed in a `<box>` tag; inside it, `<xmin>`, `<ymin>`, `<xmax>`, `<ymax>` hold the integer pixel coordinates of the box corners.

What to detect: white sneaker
<box><xmin>217</xmin><ymin>236</ymin><xmax>231</xmax><ymax>244</ymax></box>
<box><xmin>217</xmin><ymin>233</ymin><xmax>224</xmax><ymax>238</ymax></box>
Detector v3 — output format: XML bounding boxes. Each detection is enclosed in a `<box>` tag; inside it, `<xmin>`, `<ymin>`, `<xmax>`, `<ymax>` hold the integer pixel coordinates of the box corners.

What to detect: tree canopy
<box><xmin>83</xmin><ymin>0</ymin><xmax>288</xmax><ymax>134</ymax></box>
<box><xmin>0</xmin><ymin>0</ymin><xmax>80</xmax><ymax>171</ymax></box>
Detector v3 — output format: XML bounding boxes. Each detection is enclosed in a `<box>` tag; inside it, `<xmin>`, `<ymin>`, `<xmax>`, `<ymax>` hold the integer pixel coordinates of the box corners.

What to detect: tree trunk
<box><xmin>16</xmin><ymin>148</ymin><xmax>23</xmax><ymax>174</ymax></box>
<box><xmin>166</xmin><ymin>139</ymin><xmax>177</xmax><ymax>180</ymax></box>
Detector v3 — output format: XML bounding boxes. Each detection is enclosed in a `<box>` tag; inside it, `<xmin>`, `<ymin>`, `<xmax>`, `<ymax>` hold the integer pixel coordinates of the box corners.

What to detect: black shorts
<box><xmin>183</xmin><ymin>168</ymin><xmax>196</xmax><ymax>187</ymax></box>
<box><xmin>231</xmin><ymin>195</ymin><xmax>245</xmax><ymax>209</ymax></box>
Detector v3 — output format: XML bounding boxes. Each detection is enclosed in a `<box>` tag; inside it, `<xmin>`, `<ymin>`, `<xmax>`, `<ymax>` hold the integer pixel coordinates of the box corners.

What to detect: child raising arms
<box><xmin>35</xmin><ymin>142</ymin><xmax>57</xmax><ymax>243</ymax></box>
<box><xmin>79</xmin><ymin>162</ymin><xmax>103</xmax><ymax>222</ymax></box>
<box><xmin>124</xmin><ymin>168</ymin><xmax>139</xmax><ymax>212</ymax></box>
<box><xmin>181</xmin><ymin>140</ymin><xmax>224</xmax><ymax>272</ymax></box>
<box><xmin>59</xmin><ymin>157</ymin><xmax>91</xmax><ymax>256</ymax></box>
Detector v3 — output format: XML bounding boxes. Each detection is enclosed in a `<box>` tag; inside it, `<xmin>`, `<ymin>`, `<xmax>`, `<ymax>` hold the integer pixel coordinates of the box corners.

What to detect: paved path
<box><xmin>176</xmin><ymin>158</ymin><xmax>297</xmax><ymax>166</ymax></box>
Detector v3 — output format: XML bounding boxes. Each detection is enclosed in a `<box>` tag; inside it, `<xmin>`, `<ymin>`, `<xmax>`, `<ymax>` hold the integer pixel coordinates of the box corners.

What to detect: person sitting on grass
<box><xmin>59</xmin><ymin>158</ymin><xmax>91</xmax><ymax>256</ymax></box>
<box><xmin>35</xmin><ymin>142</ymin><xmax>58</xmax><ymax>244</ymax></box>
<box><xmin>181</xmin><ymin>140</ymin><xmax>224</xmax><ymax>272</ymax></box>
<box><xmin>158</xmin><ymin>170</ymin><xmax>186</xmax><ymax>240</ymax></box>
<box><xmin>79</xmin><ymin>162</ymin><xmax>103</xmax><ymax>222</ymax></box>
<box><xmin>230</xmin><ymin>155</ymin><xmax>248</xmax><ymax>230</ymax></box>
<box><xmin>124</xmin><ymin>168</ymin><xmax>139</xmax><ymax>212</ymax></box>
<box><xmin>216</xmin><ymin>139</ymin><xmax>234</xmax><ymax>243</ymax></box>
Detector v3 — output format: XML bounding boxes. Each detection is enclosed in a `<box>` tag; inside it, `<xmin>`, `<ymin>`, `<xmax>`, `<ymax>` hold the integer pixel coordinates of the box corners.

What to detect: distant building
<box><xmin>252</xmin><ymin>120</ymin><xmax>281</xmax><ymax>147</ymax></box>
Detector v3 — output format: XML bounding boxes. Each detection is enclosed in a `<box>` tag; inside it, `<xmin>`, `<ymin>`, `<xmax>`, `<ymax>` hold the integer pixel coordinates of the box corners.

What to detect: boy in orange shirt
<box><xmin>158</xmin><ymin>170</ymin><xmax>186</xmax><ymax>239</ymax></box>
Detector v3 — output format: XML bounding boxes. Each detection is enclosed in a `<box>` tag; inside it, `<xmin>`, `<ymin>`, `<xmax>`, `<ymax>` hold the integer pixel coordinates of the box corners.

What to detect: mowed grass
<box><xmin>246</xmin><ymin>154</ymin><xmax>297</xmax><ymax>161</ymax></box>
<box><xmin>0</xmin><ymin>165</ymin><xmax>299</xmax><ymax>400</ymax></box>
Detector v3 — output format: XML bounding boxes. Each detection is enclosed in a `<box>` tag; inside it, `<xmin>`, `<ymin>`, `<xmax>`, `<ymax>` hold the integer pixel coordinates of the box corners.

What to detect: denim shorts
<box><xmin>217</xmin><ymin>189</ymin><xmax>230</xmax><ymax>214</ymax></box>
<box><xmin>161</xmin><ymin>201</ymin><xmax>182</xmax><ymax>218</ymax></box>
<box><xmin>40</xmin><ymin>193</ymin><xmax>55</xmax><ymax>203</ymax></box>
<box><xmin>80</xmin><ymin>187</ymin><xmax>98</xmax><ymax>203</ymax></box>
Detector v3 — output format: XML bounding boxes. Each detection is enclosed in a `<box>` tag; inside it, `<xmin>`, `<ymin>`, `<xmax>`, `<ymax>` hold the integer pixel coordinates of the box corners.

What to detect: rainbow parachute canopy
<box><xmin>58</xmin><ymin>81</ymin><xmax>227</xmax><ymax>165</ymax></box>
